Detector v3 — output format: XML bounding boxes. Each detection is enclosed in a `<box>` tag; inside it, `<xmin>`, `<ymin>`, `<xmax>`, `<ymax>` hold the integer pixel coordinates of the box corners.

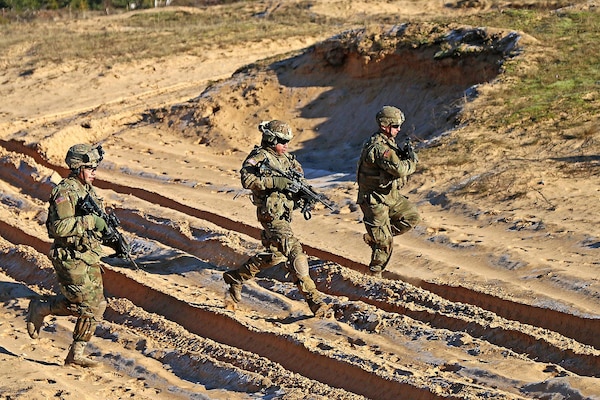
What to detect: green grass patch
<box><xmin>458</xmin><ymin>8</ymin><xmax>599</xmax><ymax>130</ymax></box>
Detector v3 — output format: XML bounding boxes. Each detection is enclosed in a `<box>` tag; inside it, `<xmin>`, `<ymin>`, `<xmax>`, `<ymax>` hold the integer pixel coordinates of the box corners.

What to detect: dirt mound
<box><xmin>146</xmin><ymin>23</ymin><xmax>521</xmax><ymax>173</ymax></box>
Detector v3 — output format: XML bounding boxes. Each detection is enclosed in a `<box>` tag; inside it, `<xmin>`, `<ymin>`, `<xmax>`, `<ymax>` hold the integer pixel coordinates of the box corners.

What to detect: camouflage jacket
<box><xmin>240</xmin><ymin>145</ymin><xmax>305</xmax><ymax>222</ymax></box>
<box><xmin>46</xmin><ymin>175</ymin><xmax>104</xmax><ymax>264</ymax></box>
<box><xmin>357</xmin><ymin>131</ymin><xmax>417</xmax><ymax>206</ymax></box>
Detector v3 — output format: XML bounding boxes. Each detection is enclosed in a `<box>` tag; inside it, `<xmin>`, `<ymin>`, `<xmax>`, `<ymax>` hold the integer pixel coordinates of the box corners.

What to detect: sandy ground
<box><xmin>1</xmin><ymin>1</ymin><xmax>599</xmax><ymax>399</ymax></box>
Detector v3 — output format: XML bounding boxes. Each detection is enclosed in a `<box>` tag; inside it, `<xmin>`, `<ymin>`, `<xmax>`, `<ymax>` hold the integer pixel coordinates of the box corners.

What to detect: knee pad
<box><xmin>62</xmin><ymin>284</ymin><xmax>85</xmax><ymax>304</ymax></box>
<box><xmin>93</xmin><ymin>300</ymin><xmax>107</xmax><ymax>320</ymax></box>
<box><xmin>289</xmin><ymin>253</ymin><xmax>309</xmax><ymax>277</ymax></box>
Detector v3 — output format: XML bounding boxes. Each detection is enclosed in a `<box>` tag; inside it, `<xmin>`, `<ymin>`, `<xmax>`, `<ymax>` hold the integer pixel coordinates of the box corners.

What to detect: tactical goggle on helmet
<box><xmin>65</xmin><ymin>143</ymin><xmax>105</xmax><ymax>170</ymax></box>
<box><xmin>259</xmin><ymin>120</ymin><xmax>293</xmax><ymax>146</ymax></box>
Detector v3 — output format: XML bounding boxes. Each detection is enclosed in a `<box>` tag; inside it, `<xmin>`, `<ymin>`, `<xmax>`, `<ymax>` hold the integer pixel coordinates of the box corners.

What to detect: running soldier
<box><xmin>26</xmin><ymin>143</ymin><xmax>111</xmax><ymax>367</ymax></box>
<box><xmin>357</xmin><ymin>106</ymin><xmax>420</xmax><ymax>277</ymax></box>
<box><xmin>224</xmin><ymin>120</ymin><xmax>330</xmax><ymax>317</ymax></box>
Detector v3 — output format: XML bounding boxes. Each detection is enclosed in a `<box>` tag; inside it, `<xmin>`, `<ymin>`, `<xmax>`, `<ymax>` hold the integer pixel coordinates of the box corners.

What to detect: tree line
<box><xmin>1</xmin><ymin>0</ymin><xmax>157</xmax><ymax>11</ymax></box>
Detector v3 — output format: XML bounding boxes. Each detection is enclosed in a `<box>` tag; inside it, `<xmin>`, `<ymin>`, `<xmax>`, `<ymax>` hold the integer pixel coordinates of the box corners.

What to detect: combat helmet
<box><xmin>376</xmin><ymin>106</ymin><xmax>405</xmax><ymax>127</ymax></box>
<box><xmin>65</xmin><ymin>143</ymin><xmax>104</xmax><ymax>170</ymax></box>
<box><xmin>259</xmin><ymin>120</ymin><xmax>293</xmax><ymax>146</ymax></box>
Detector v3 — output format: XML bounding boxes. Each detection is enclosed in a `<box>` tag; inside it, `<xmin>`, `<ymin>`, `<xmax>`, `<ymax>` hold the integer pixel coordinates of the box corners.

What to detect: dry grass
<box><xmin>2</xmin><ymin>2</ymin><xmax>596</xmax><ymax>127</ymax></box>
<box><xmin>0</xmin><ymin>3</ymin><xmax>342</xmax><ymax>65</ymax></box>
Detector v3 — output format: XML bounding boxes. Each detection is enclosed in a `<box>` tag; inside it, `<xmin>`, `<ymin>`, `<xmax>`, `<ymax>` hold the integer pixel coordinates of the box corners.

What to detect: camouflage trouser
<box><xmin>224</xmin><ymin>218</ymin><xmax>323</xmax><ymax>304</ymax></box>
<box><xmin>49</xmin><ymin>247</ymin><xmax>107</xmax><ymax>341</ymax></box>
<box><xmin>360</xmin><ymin>195</ymin><xmax>419</xmax><ymax>272</ymax></box>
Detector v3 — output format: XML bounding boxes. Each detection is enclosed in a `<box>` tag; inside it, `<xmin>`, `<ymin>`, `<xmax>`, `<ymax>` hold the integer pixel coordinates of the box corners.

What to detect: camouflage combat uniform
<box><xmin>223</xmin><ymin>144</ymin><xmax>328</xmax><ymax>316</ymax></box>
<box><xmin>26</xmin><ymin>143</ymin><xmax>107</xmax><ymax>367</ymax></box>
<box><xmin>357</xmin><ymin>130</ymin><xmax>420</xmax><ymax>273</ymax></box>
<box><xmin>46</xmin><ymin>175</ymin><xmax>108</xmax><ymax>329</ymax></box>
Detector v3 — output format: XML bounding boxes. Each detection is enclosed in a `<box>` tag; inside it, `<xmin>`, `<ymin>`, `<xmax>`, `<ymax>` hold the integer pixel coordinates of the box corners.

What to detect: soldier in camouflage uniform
<box><xmin>357</xmin><ymin>106</ymin><xmax>420</xmax><ymax>277</ymax></box>
<box><xmin>223</xmin><ymin>120</ymin><xmax>330</xmax><ymax>318</ymax></box>
<box><xmin>26</xmin><ymin>143</ymin><xmax>111</xmax><ymax>367</ymax></box>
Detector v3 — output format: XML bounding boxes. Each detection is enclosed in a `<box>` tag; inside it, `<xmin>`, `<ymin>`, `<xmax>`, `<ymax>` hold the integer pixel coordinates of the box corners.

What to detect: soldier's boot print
<box><xmin>64</xmin><ymin>340</ymin><xmax>99</xmax><ymax>368</ymax></box>
<box><xmin>26</xmin><ymin>297</ymin><xmax>52</xmax><ymax>339</ymax></box>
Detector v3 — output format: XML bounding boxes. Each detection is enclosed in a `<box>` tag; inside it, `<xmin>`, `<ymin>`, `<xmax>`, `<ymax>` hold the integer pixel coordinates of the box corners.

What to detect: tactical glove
<box><xmin>271</xmin><ymin>176</ymin><xmax>292</xmax><ymax>190</ymax></box>
<box><xmin>94</xmin><ymin>215</ymin><xmax>107</xmax><ymax>233</ymax></box>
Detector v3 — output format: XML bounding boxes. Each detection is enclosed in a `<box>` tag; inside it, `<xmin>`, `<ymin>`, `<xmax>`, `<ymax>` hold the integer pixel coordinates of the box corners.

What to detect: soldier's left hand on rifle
<box><xmin>399</xmin><ymin>137</ymin><xmax>418</xmax><ymax>163</ymax></box>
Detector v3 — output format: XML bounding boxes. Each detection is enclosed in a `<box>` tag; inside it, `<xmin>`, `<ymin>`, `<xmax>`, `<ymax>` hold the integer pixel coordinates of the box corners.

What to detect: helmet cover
<box><xmin>65</xmin><ymin>143</ymin><xmax>104</xmax><ymax>169</ymax></box>
<box><xmin>376</xmin><ymin>106</ymin><xmax>405</xmax><ymax>127</ymax></box>
<box><xmin>258</xmin><ymin>120</ymin><xmax>293</xmax><ymax>146</ymax></box>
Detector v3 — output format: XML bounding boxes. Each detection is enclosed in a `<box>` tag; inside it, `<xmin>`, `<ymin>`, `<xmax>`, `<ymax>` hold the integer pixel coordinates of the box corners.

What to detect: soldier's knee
<box><xmin>372</xmin><ymin>227</ymin><xmax>393</xmax><ymax>247</ymax></box>
<box><xmin>226</xmin><ymin>253</ymin><xmax>270</xmax><ymax>283</ymax></box>
<box><xmin>94</xmin><ymin>300</ymin><xmax>107</xmax><ymax>320</ymax></box>
<box><xmin>407</xmin><ymin>210</ymin><xmax>420</xmax><ymax>226</ymax></box>
<box><xmin>63</xmin><ymin>284</ymin><xmax>85</xmax><ymax>304</ymax></box>
<box><xmin>290</xmin><ymin>253</ymin><xmax>309</xmax><ymax>277</ymax></box>
<box><xmin>224</xmin><ymin>270</ymin><xmax>243</xmax><ymax>285</ymax></box>
<box><xmin>392</xmin><ymin>214</ymin><xmax>419</xmax><ymax>235</ymax></box>
<box><xmin>391</xmin><ymin>221</ymin><xmax>411</xmax><ymax>235</ymax></box>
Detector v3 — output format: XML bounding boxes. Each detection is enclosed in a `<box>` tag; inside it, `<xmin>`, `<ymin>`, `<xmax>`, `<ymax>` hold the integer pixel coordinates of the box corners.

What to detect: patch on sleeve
<box><xmin>382</xmin><ymin>149</ymin><xmax>392</xmax><ymax>159</ymax></box>
<box><xmin>247</xmin><ymin>158</ymin><xmax>258</xmax><ymax>166</ymax></box>
<box><xmin>55</xmin><ymin>195</ymin><xmax>75</xmax><ymax>218</ymax></box>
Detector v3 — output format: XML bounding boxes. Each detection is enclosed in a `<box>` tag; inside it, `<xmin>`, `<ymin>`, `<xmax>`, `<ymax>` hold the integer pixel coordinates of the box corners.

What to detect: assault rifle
<box><xmin>397</xmin><ymin>137</ymin><xmax>418</xmax><ymax>162</ymax></box>
<box><xmin>78</xmin><ymin>194</ymin><xmax>139</xmax><ymax>270</ymax></box>
<box><xmin>260</xmin><ymin>159</ymin><xmax>335</xmax><ymax>220</ymax></box>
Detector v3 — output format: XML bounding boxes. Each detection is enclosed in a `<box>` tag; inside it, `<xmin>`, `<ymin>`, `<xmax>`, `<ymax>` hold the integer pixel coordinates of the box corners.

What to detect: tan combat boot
<box><xmin>368</xmin><ymin>267</ymin><xmax>383</xmax><ymax>278</ymax></box>
<box><xmin>223</xmin><ymin>272</ymin><xmax>243</xmax><ymax>303</ymax></box>
<box><xmin>307</xmin><ymin>299</ymin><xmax>331</xmax><ymax>318</ymax></box>
<box><xmin>64</xmin><ymin>341</ymin><xmax>99</xmax><ymax>368</ymax></box>
<box><xmin>26</xmin><ymin>297</ymin><xmax>51</xmax><ymax>339</ymax></box>
<box><xmin>228</xmin><ymin>283</ymin><xmax>242</xmax><ymax>303</ymax></box>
